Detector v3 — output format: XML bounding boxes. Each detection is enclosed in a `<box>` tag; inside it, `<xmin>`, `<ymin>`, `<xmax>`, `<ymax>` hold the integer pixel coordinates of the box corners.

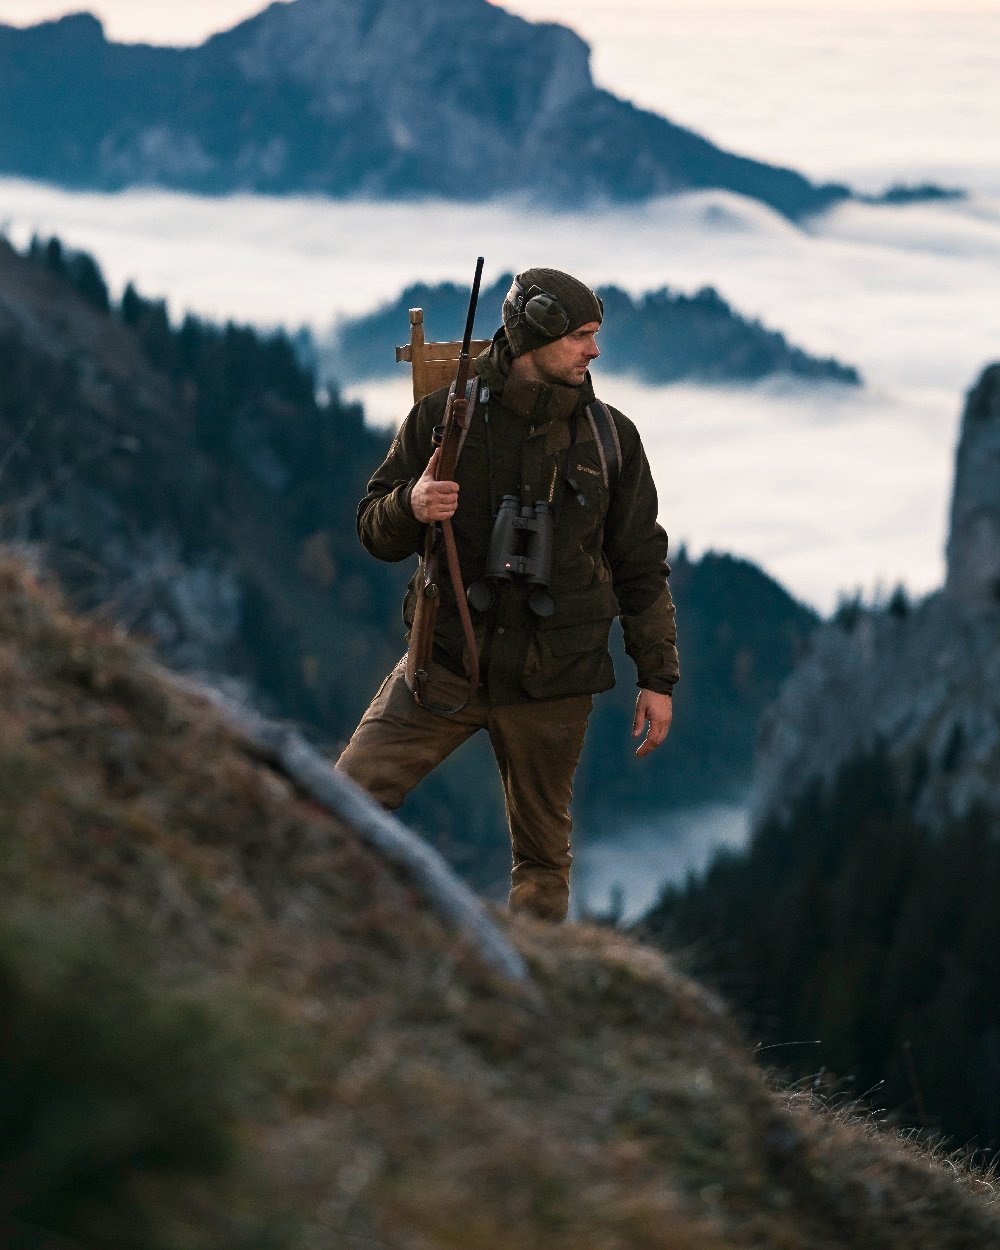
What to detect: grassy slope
<box><xmin>2</xmin><ymin>552</ymin><xmax>998</xmax><ymax>1250</ymax></box>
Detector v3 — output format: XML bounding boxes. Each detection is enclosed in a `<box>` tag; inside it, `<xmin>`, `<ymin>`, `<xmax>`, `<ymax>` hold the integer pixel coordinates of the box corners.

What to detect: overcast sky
<box><xmin>0</xmin><ymin>0</ymin><xmax>995</xmax><ymax>45</ymax></box>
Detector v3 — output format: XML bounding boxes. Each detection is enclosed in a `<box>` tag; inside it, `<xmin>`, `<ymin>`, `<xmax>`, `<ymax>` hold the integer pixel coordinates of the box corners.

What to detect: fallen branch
<box><xmin>189</xmin><ymin>682</ymin><xmax>539</xmax><ymax>998</ymax></box>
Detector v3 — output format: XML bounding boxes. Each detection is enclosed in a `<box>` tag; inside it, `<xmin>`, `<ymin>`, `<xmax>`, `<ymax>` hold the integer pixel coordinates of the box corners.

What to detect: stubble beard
<box><xmin>537</xmin><ymin>361</ymin><xmax>589</xmax><ymax>388</ymax></box>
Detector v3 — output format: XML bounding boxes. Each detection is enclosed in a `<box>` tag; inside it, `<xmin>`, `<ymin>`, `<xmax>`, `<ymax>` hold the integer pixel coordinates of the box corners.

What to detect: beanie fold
<box><xmin>502</xmin><ymin>267</ymin><xmax>603</xmax><ymax>358</ymax></box>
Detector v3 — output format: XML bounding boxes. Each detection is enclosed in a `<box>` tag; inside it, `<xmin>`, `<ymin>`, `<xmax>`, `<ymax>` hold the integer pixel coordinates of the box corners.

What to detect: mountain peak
<box><xmin>0</xmin><ymin>0</ymin><xmax>844</xmax><ymax>215</ymax></box>
<box><xmin>222</xmin><ymin>0</ymin><xmax>594</xmax><ymax>130</ymax></box>
<box><xmin>23</xmin><ymin>9</ymin><xmax>105</xmax><ymax>41</ymax></box>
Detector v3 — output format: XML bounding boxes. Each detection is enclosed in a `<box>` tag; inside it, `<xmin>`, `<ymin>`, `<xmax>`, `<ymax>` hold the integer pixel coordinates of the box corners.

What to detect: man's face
<box><xmin>526</xmin><ymin>321</ymin><xmax>601</xmax><ymax>387</ymax></box>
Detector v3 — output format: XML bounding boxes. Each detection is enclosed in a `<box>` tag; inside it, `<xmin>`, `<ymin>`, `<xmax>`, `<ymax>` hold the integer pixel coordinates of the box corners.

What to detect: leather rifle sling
<box><xmin>416</xmin><ymin>379</ymin><xmax>481</xmax><ymax>716</ymax></box>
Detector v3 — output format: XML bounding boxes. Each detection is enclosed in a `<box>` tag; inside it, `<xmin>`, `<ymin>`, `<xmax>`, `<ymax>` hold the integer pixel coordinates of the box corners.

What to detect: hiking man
<box><xmin>336</xmin><ymin>268</ymin><xmax>679</xmax><ymax>921</ymax></box>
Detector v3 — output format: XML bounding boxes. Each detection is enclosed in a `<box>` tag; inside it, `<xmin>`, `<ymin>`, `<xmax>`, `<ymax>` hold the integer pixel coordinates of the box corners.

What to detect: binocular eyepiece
<box><xmin>468</xmin><ymin>495</ymin><xmax>556</xmax><ymax>617</ymax></box>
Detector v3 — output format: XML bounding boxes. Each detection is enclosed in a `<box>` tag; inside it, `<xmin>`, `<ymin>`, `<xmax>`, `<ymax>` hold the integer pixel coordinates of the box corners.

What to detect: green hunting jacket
<box><xmin>356</xmin><ymin>332</ymin><xmax>679</xmax><ymax>704</ymax></box>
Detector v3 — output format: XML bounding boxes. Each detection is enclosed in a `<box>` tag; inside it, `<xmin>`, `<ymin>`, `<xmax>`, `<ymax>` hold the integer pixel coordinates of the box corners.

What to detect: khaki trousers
<box><xmin>335</xmin><ymin>657</ymin><xmax>593</xmax><ymax>922</ymax></box>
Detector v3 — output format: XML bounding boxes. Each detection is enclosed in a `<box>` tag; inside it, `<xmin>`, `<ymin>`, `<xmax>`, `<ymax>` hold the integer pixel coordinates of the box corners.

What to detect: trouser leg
<box><xmin>487</xmin><ymin>694</ymin><xmax>592</xmax><ymax>922</ymax></box>
<box><xmin>335</xmin><ymin>657</ymin><xmax>485</xmax><ymax>810</ymax></box>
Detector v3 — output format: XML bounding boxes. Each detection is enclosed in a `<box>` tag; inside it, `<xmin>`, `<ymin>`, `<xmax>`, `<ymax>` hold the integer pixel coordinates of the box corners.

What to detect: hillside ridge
<box><xmin>4</xmin><ymin>550</ymin><xmax>1000</xmax><ymax>1247</ymax></box>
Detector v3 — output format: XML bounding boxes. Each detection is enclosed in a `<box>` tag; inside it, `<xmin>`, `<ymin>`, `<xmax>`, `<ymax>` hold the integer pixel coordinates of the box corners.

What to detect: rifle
<box><xmin>404</xmin><ymin>256</ymin><xmax>484</xmax><ymax>714</ymax></box>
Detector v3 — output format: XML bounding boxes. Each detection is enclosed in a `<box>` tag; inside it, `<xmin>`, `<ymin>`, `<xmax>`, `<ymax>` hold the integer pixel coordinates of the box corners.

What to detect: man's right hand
<box><xmin>410</xmin><ymin>447</ymin><xmax>459</xmax><ymax>524</ymax></box>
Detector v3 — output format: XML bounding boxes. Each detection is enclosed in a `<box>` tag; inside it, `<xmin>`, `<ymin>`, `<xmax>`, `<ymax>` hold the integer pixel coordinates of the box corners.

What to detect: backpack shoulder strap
<box><xmin>584</xmin><ymin>400</ymin><xmax>622</xmax><ymax>495</ymax></box>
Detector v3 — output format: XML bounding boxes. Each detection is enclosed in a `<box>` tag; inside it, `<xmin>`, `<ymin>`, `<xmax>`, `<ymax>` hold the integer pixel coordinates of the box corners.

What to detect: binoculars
<box><xmin>467</xmin><ymin>495</ymin><xmax>556</xmax><ymax>617</ymax></box>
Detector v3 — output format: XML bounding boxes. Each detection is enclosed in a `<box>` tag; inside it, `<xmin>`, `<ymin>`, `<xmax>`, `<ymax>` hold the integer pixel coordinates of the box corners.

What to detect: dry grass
<box><xmin>3</xmin><ymin>551</ymin><xmax>1000</xmax><ymax>1250</ymax></box>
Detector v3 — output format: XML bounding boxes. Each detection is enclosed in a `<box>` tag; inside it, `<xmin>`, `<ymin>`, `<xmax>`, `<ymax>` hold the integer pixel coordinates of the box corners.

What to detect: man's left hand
<box><xmin>632</xmin><ymin>689</ymin><xmax>673</xmax><ymax>759</ymax></box>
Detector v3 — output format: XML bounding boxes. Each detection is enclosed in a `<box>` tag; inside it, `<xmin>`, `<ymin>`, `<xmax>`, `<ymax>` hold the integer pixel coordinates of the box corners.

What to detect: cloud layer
<box><xmin>3</xmin><ymin>178</ymin><xmax>999</xmax><ymax>613</ymax></box>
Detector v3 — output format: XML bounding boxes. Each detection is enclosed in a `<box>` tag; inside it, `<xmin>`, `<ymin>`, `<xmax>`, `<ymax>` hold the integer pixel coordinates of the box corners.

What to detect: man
<box><xmin>336</xmin><ymin>268</ymin><xmax>679</xmax><ymax>922</ymax></box>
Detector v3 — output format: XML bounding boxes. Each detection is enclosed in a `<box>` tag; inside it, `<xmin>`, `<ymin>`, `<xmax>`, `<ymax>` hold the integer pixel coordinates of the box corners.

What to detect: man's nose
<box><xmin>586</xmin><ymin>336</ymin><xmax>600</xmax><ymax>359</ymax></box>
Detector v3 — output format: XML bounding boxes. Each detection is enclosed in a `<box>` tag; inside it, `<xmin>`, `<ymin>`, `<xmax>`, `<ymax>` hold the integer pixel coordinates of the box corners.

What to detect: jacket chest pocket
<box><xmin>559</xmin><ymin>442</ymin><xmax>608</xmax><ymax>530</ymax></box>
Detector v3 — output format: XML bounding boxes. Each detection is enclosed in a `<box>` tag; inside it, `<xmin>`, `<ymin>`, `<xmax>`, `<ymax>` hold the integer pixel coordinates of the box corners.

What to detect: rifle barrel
<box><xmin>460</xmin><ymin>256</ymin><xmax>485</xmax><ymax>357</ymax></box>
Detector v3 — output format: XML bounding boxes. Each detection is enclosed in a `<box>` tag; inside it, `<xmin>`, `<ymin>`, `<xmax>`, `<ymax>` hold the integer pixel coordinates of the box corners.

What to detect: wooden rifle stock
<box><xmin>405</xmin><ymin>257</ymin><xmax>484</xmax><ymax>713</ymax></box>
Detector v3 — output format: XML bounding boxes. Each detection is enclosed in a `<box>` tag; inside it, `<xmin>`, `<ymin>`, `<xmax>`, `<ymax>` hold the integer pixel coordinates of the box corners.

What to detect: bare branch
<box><xmin>182</xmin><ymin>679</ymin><xmax>540</xmax><ymax>1000</ymax></box>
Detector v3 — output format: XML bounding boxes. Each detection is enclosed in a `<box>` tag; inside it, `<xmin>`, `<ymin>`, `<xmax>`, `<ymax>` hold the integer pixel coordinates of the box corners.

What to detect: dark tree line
<box><xmin>27</xmin><ymin>232</ymin><xmax>111</xmax><ymax>311</ymax></box>
<box><xmin>642</xmin><ymin>744</ymin><xmax>1000</xmax><ymax>1150</ymax></box>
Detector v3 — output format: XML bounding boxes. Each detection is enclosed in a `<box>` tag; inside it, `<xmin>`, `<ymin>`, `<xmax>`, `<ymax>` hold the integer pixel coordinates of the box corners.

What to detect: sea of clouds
<box><xmin>4</xmin><ymin>178</ymin><xmax>1000</xmax><ymax>616</ymax></box>
<box><xmin>571</xmin><ymin>803</ymin><xmax>750</xmax><ymax>923</ymax></box>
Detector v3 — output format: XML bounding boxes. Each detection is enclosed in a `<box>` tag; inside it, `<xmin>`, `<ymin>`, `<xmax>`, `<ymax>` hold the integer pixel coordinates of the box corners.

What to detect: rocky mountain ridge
<box><xmin>0</xmin><ymin>0</ymin><xmax>847</xmax><ymax>217</ymax></box>
<box><xmin>751</xmin><ymin>364</ymin><xmax>1000</xmax><ymax>832</ymax></box>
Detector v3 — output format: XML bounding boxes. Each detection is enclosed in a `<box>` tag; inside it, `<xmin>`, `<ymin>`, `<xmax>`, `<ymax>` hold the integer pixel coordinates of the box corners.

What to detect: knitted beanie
<box><xmin>502</xmin><ymin>267</ymin><xmax>603</xmax><ymax>358</ymax></box>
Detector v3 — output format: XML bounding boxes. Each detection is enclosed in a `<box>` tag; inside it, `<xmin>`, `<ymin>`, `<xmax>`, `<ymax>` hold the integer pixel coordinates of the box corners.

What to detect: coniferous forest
<box><xmin>4</xmin><ymin>235</ymin><xmax>403</xmax><ymax>727</ymax></box>
<box><xmin>641</xmin><ymin>743</ymin><xmax>1000</xmax><ymax>1150</ymax></box>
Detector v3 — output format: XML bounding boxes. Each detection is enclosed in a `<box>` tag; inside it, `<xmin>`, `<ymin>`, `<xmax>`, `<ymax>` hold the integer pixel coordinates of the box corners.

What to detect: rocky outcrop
<box><xmin>751</xmin><ymin>364</ymin><xmax>1000</xmax><ymax>830</ymax></box>
<box><xmin>945</xmin><ymin>364</ymin><xmax>1000</xmax><ymax>609</ymax></box>
<box><xmin>0</xmin><ymin>0</ymin><xmax>847</xmax><ymax>217</ymax></box>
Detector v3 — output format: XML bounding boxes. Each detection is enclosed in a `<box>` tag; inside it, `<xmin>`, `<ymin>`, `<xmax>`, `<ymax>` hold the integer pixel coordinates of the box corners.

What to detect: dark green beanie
<box><xmin>502</xmin><ymin>267</ymin><xmax>603</xmax><ymax>358</ymax></box>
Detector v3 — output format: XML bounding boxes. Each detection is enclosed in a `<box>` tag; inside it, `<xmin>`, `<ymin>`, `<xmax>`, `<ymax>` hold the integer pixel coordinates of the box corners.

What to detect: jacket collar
<box><xmin>475</xmin><ymin>327</ymin><xmax>595</xmax><ymax>426</ymax></box>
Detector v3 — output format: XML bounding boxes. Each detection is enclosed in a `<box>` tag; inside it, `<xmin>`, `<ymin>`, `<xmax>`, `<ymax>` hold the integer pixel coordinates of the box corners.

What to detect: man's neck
<box><xmin>508</xmin><ymin>353</ymin><xmax>547</xmax><ymax>385</ymax></box>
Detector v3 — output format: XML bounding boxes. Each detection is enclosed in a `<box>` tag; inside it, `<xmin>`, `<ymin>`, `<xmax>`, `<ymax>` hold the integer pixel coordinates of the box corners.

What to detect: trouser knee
<box><xmin>335</xmin><ymin>744</ymin><xmax>407</xmax><ymax>810</ymax></box>
<box><xmin>335</xmin><ymin>659</ymin><xmax>482</xmax><ymax>811</ymax></box>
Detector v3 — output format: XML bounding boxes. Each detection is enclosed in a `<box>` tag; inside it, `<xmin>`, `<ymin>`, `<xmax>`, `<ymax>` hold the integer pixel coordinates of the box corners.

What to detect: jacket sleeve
<box><xmin>356</xmin><ymin>395</ymin><xmax>440</xmax><ymax>562</ymax></box>
<box><xmin>602</xmin><ymin>410</ymin><xmax>680</xmax><ymax>694</ymax></box>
